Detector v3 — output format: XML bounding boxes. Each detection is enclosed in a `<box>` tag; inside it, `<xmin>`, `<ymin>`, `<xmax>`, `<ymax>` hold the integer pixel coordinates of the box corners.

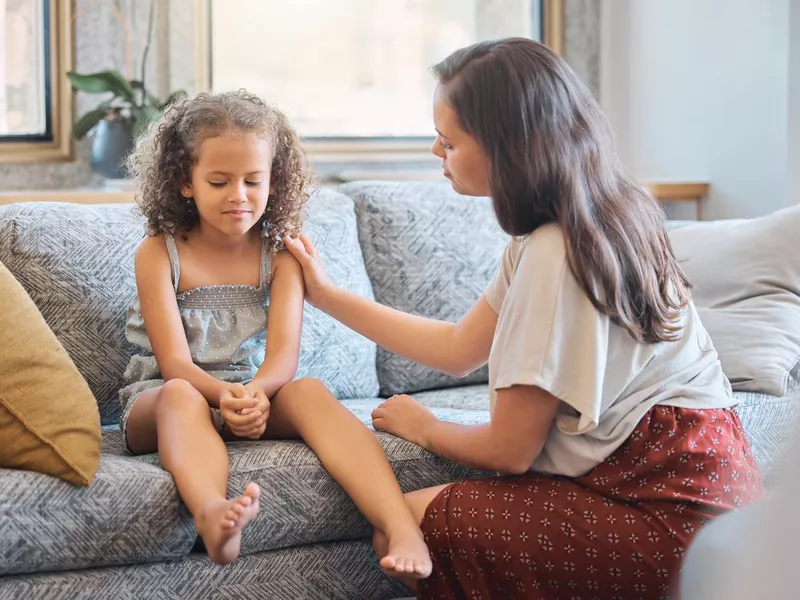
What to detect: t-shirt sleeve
<box><xmin>491</xmin><ymin>226</ymin><xmax>610</xmax><ymax>434</ymax></box>
<box><xmin>484</xmin><ymin>239</ymin><xmax>519</xmax><ymax>313</ymax></box>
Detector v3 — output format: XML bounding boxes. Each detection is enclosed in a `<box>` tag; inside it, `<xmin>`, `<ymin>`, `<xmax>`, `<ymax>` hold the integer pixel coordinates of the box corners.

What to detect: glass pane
<box><xmin>211</xmin><ymin>0</ymin><xmax>536</xmax><ymax>139</ymax></box>
<box><xmin>0</xmin><ymin>0</ymin><xmax>47</xmax><ymax>136</ymax></box>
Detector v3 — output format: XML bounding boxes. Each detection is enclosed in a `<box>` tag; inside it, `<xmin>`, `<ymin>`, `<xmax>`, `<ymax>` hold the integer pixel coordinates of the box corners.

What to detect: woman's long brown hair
<box><xmin>433</xmin><ymin>38</ymin><xmax>691</xmax><ymax>343</ymax></box>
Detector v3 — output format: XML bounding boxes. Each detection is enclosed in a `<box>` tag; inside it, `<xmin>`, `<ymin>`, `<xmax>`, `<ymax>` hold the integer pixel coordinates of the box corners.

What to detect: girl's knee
<box><xmin>156</xmin><ymin>379</ymin><xmax>206</xmax><ymax>417</ymax></box>
<box><xmin>276</xmin><ymin>377</ymin><xmax>331</xmax><ymax>401</ymax></box>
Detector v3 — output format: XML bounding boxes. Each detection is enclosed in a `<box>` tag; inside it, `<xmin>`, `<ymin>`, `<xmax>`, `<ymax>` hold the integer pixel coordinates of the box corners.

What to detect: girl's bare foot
<box><xmin>379</xmin><ymin>526</ymin><xmax>432</xmax><ymax>580</ymax></box>
<box><xmin>196</xmin><ymin>482</ymin><xmax>260</xmax><ymax>564</ymax></box>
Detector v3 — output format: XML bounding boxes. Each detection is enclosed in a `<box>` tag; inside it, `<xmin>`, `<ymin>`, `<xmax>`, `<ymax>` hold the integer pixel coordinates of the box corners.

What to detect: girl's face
<box><xmin>182</xmin><ymin>131</ymin><xmax>272</xmax><ymax>238</ymax></box>
<box><xmin>431</xmin><ymin>84</ymin><xmax>491</xmax><ymax>197</ymax></box>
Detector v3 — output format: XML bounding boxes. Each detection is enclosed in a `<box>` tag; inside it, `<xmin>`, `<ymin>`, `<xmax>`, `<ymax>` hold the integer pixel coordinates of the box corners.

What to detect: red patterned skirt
<box><xmin>418</xmin><ymin>406</ymin><xmax>762</xmax><ymax>600</ymax></box>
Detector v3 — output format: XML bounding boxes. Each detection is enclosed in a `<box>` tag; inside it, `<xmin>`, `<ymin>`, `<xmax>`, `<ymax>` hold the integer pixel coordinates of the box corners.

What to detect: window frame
<box><xmin>194</xmin><ymin>0</ymin><xmax>563</xmax><ymax>163</ymax></box>
<box><xmin>0</xmin><ymin>0</ymin><xmax>73</xmax><ymax>164</ymax></box>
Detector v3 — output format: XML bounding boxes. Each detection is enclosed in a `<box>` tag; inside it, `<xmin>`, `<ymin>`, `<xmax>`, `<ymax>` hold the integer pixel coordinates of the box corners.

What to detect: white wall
<box><xmin>601</xmin><ymin>0</ymin><xmax>791</xmax><ymax>219</ymax></box>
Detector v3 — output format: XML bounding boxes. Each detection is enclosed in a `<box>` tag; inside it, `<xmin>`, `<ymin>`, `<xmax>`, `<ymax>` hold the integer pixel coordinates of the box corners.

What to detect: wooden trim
<box><xmin>645</xmin><ymin>182</ymin><xmax>709</xmax><ymax>202</ymax></box>
<box><xmin>0</xmin><ymin>0</ymin><xmax>73</xmax><ymax>163</ymax></box>
<box><xmin>0</xmin><ymin>190</ymin><xmax>134</xmax><ymax>205</ymax></box>
<box><xmin>543</xmin><ymin>0</ymin><xmax>564</xmax><ymax>55</ymax></box>
<box><xmin>645</xmin><ymin>182</ymin><xmax>708</xmax><ymax>220</ymax></box>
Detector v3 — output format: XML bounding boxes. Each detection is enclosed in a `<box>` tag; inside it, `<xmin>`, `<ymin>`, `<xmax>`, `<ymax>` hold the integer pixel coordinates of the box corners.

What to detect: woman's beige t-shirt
<box><xmin>484</xmin><ymin>224</ymin><xmax>735</xmax><ymax>477</ymax></box>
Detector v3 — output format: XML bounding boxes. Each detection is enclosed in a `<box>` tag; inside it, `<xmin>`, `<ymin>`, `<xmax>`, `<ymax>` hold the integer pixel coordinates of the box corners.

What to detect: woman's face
<box><xmin>431</xmin><ymin>84</ymin><xmax>492</xmax><ymax>197</ymax></box>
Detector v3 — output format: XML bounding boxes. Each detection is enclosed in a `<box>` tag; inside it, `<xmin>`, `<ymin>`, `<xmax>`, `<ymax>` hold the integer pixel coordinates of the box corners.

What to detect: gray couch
<box><xmin>1</xmin><ymin>181</ymin><xmax>798</xmax><ymax>599</ymax></box>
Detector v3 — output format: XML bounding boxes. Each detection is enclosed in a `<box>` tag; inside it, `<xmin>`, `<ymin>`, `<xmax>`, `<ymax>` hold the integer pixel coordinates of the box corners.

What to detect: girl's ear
<box><xmin>181</xmin><ymin>186</ymin><xmax>193</xmax><ymax>198</ymax></box>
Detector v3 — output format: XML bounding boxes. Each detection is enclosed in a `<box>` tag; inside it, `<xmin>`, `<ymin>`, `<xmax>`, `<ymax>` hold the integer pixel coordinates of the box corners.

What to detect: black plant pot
<box><xmin>90</xmin><ymin>119</ymin><xmax>134</xmax><ymax>179</ymax></box>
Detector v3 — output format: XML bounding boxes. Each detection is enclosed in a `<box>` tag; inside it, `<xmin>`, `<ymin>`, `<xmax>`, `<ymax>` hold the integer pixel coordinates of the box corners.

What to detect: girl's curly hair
<box><xmin>126</xmin><ymin>90</ymin><xmax>312</xmax><ymax>253</ymax></box>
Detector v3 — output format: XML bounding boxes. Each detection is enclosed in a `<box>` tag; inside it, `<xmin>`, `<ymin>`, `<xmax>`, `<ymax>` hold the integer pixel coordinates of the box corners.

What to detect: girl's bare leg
<box><xmin>126</xmin><ymin>379</ymin><xmax>259</xmax><ymax>564</ymax></box>
<box><xmin>373</xmin><ymin>484</ymin><xmax>450</xmax><ymax>591</ymax></box>
<box><xmin>268</xmin><ymin>378</ymin><xmax>432</xmax><ymax>579</ymax></box>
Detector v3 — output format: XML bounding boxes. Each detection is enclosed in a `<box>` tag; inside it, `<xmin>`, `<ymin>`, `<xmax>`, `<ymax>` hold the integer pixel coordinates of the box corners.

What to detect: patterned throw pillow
<box><xmin>340</xmin><ymin>181</ymin><xmax>509</xmax><ymax>396</ymax></box>
<box><xmin>294</xmin><ymin>189</ymin><xmax>380</xmax><ymax>398</ymax></box>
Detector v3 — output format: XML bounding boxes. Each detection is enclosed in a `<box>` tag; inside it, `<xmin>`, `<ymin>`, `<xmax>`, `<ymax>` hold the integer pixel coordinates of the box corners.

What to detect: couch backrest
<box><xmin>339</xmin><ymin>181</ymin><xmax>509</xmax><ymax>396</ymax></box>
<box><xmin>0</xmin><ymin>188</ymin><xmax>378</xmax><ymax>425</ymax></box>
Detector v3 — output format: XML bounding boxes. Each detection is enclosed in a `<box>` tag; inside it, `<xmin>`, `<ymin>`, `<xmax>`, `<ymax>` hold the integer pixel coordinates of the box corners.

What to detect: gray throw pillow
<box><xmin>668</xmin><ymin>205</ymin><xmax>800</xmax><ymax>396</ymax></box>
<box><xmin>340</xmin><ymin>181</ymin><xmax>509</xmax><ymax>396</ymax></box>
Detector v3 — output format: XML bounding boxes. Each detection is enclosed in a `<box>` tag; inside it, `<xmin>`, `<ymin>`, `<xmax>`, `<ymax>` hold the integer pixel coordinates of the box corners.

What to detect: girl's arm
<box><xmin>286</xmin><ymin>234</ymin><xmax>498</xmax><ymax>377</ymax></box>
<box><xmin>135</xmin><ymin>236</ymin><xmax>229</xmax><ymax>406</ymax></box>
<box><xmin>249</xmin><ymin>251</ymin><xmax>304</xmax><ymax>398</ymax></box>
<box><xmin>373</xmin><ymin>385</ymin><xmax>560</xmax><ymax>474</ymax></box>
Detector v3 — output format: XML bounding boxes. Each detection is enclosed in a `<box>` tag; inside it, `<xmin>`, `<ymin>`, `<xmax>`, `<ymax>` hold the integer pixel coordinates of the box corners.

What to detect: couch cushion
<box><xmin>734</xmin><ymin>390</ymin><xmax>800</xmax><ymax>481</ymax></box>
<box><xmin>411</xmin><ymin>384</ymin><xmax>491</xmax><ymax>411</ymax></box>
<box><xmin>0</xmin><ymin>431</ymin><xmax>195</xmax><ymax>576</ymax></box>
<box><xmin>0</xmin><ymin>203</ymin><xmax>143</xmax><ymax>426</ymax></box>
<box><xmin>5</xmin><ymin>385</ymin><xmax>793</xmax><ymax>575</ymax></box>
<box><xmin>668</xmin><ymin>206</ymin><xmax>800</xmax><ymax>396</ymax></box>
<box><xmin>0</xmin><ymin>261</ymin><xmax>101</xmax><ymax>486</ymax></box>
<box><xmin>231</xmin><ymin>398</ymin><xmax>488</xmax><ymax>555</ymax></box>
<box><xmin>2</xmin><ymin>398</ymin><xmax>488</xmax><ymax>575</ymax></box>
<box><xmin>0</xmin><ymin>540</ymin><xmax>409</xmax><ymax>600</ymax></box>
<box><xmin>339</xmin><ymin>181</ymin><xmax>509</xmax><ymax>396</ymax></box>
<box><xmin>0</xmin><ymin>191</ymin><xmax>378</xmax><ymax>425</ymax></box>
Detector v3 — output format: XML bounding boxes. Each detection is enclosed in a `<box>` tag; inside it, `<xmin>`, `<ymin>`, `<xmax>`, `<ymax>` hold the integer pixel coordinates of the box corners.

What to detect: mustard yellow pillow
<box><xmin>0</xmin><ymin>261</ymin><xmax>101</xmax><ymax>485</ymax></box>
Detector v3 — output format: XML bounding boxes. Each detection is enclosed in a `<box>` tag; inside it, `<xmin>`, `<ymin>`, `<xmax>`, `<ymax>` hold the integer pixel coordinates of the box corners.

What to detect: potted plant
<box><xmin>67</xmin><ymin>0</ymin><xmax>186</xmax><ymax>179</ymax></box>
<box><xmin>68</xmin><ymin>71</ymin><xmax>186</xmax><ymax>179</ymax></box>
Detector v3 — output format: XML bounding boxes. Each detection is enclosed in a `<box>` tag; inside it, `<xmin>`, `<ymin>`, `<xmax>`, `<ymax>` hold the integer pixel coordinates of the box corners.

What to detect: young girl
<box><xmin>285</xmin><ymin>39</ymin><xmax>763</xmax><ymax>598</ymax></box>
<box><xmin>119</xmin><ymin>90</ymin><xmax>431</xmax><ymax>575</ymax></box>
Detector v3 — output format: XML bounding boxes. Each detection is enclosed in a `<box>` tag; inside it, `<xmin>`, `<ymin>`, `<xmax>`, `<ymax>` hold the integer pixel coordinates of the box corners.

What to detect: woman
<box><xmin>286</xmin><ymin>38</ymin><xmax>761</xmax><ymax>599</ymax></box>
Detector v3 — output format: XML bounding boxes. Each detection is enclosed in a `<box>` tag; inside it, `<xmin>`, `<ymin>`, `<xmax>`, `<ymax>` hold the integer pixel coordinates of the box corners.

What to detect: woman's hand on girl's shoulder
<box><xmin>283</xmin><ymin>233</ymin><xmax>336</xmax><ymax>309</ymax></box>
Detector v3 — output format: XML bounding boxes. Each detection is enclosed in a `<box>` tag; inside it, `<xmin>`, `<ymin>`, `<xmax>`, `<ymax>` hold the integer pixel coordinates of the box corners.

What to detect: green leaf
<box><xmin>73</xmin><ymin>104</ymin><xmax>111</xmax><ymax>140</ymax></box>
<box><xmin>132</xmin><ymin>105</ymin><xmax>161</xmax><ymax>137</ymax></box>
<box><xmin>67</xmin><ymin>70</ymin><xmax>135</xmax><ymax>103</ymax></box>
<box><xmin>130</xmin><ymin>79</ymin><xmax>161</xmax><ymax>108</ymax></box>
<box><xmin>158</xmin><ymin>89</ymin><xmax>188</xmax><ymax>110</ymax></box>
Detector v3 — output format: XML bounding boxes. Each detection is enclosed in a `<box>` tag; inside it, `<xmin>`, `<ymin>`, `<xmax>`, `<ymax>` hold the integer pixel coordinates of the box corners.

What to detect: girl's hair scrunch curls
<box><xmin>126</xmin><ymin>90</ymin><xmax>312</xmax><ymax>254</ymax></box>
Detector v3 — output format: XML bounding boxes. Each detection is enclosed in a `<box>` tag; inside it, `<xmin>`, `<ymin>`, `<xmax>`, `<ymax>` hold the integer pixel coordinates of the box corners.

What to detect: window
<box><xmin>0</xmin><ymin>0</ymin><xmax>71</xmax><ymax>163</ymax></box>
<box><xmin>1</xmin><ymin>0</ymin><xmax>47</xmax><ymax>137</ymax></box>
<box><xmin>199</xmin><ymin>0</ymin><xmax>562</xmax><ymax>161</ymax></box>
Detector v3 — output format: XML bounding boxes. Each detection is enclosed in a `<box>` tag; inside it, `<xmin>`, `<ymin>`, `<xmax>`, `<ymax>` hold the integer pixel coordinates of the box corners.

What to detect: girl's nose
<box><xmin>228</xmin><ymin>181</ymin><xmax>247</xmax><ymax>202</ymax></box>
